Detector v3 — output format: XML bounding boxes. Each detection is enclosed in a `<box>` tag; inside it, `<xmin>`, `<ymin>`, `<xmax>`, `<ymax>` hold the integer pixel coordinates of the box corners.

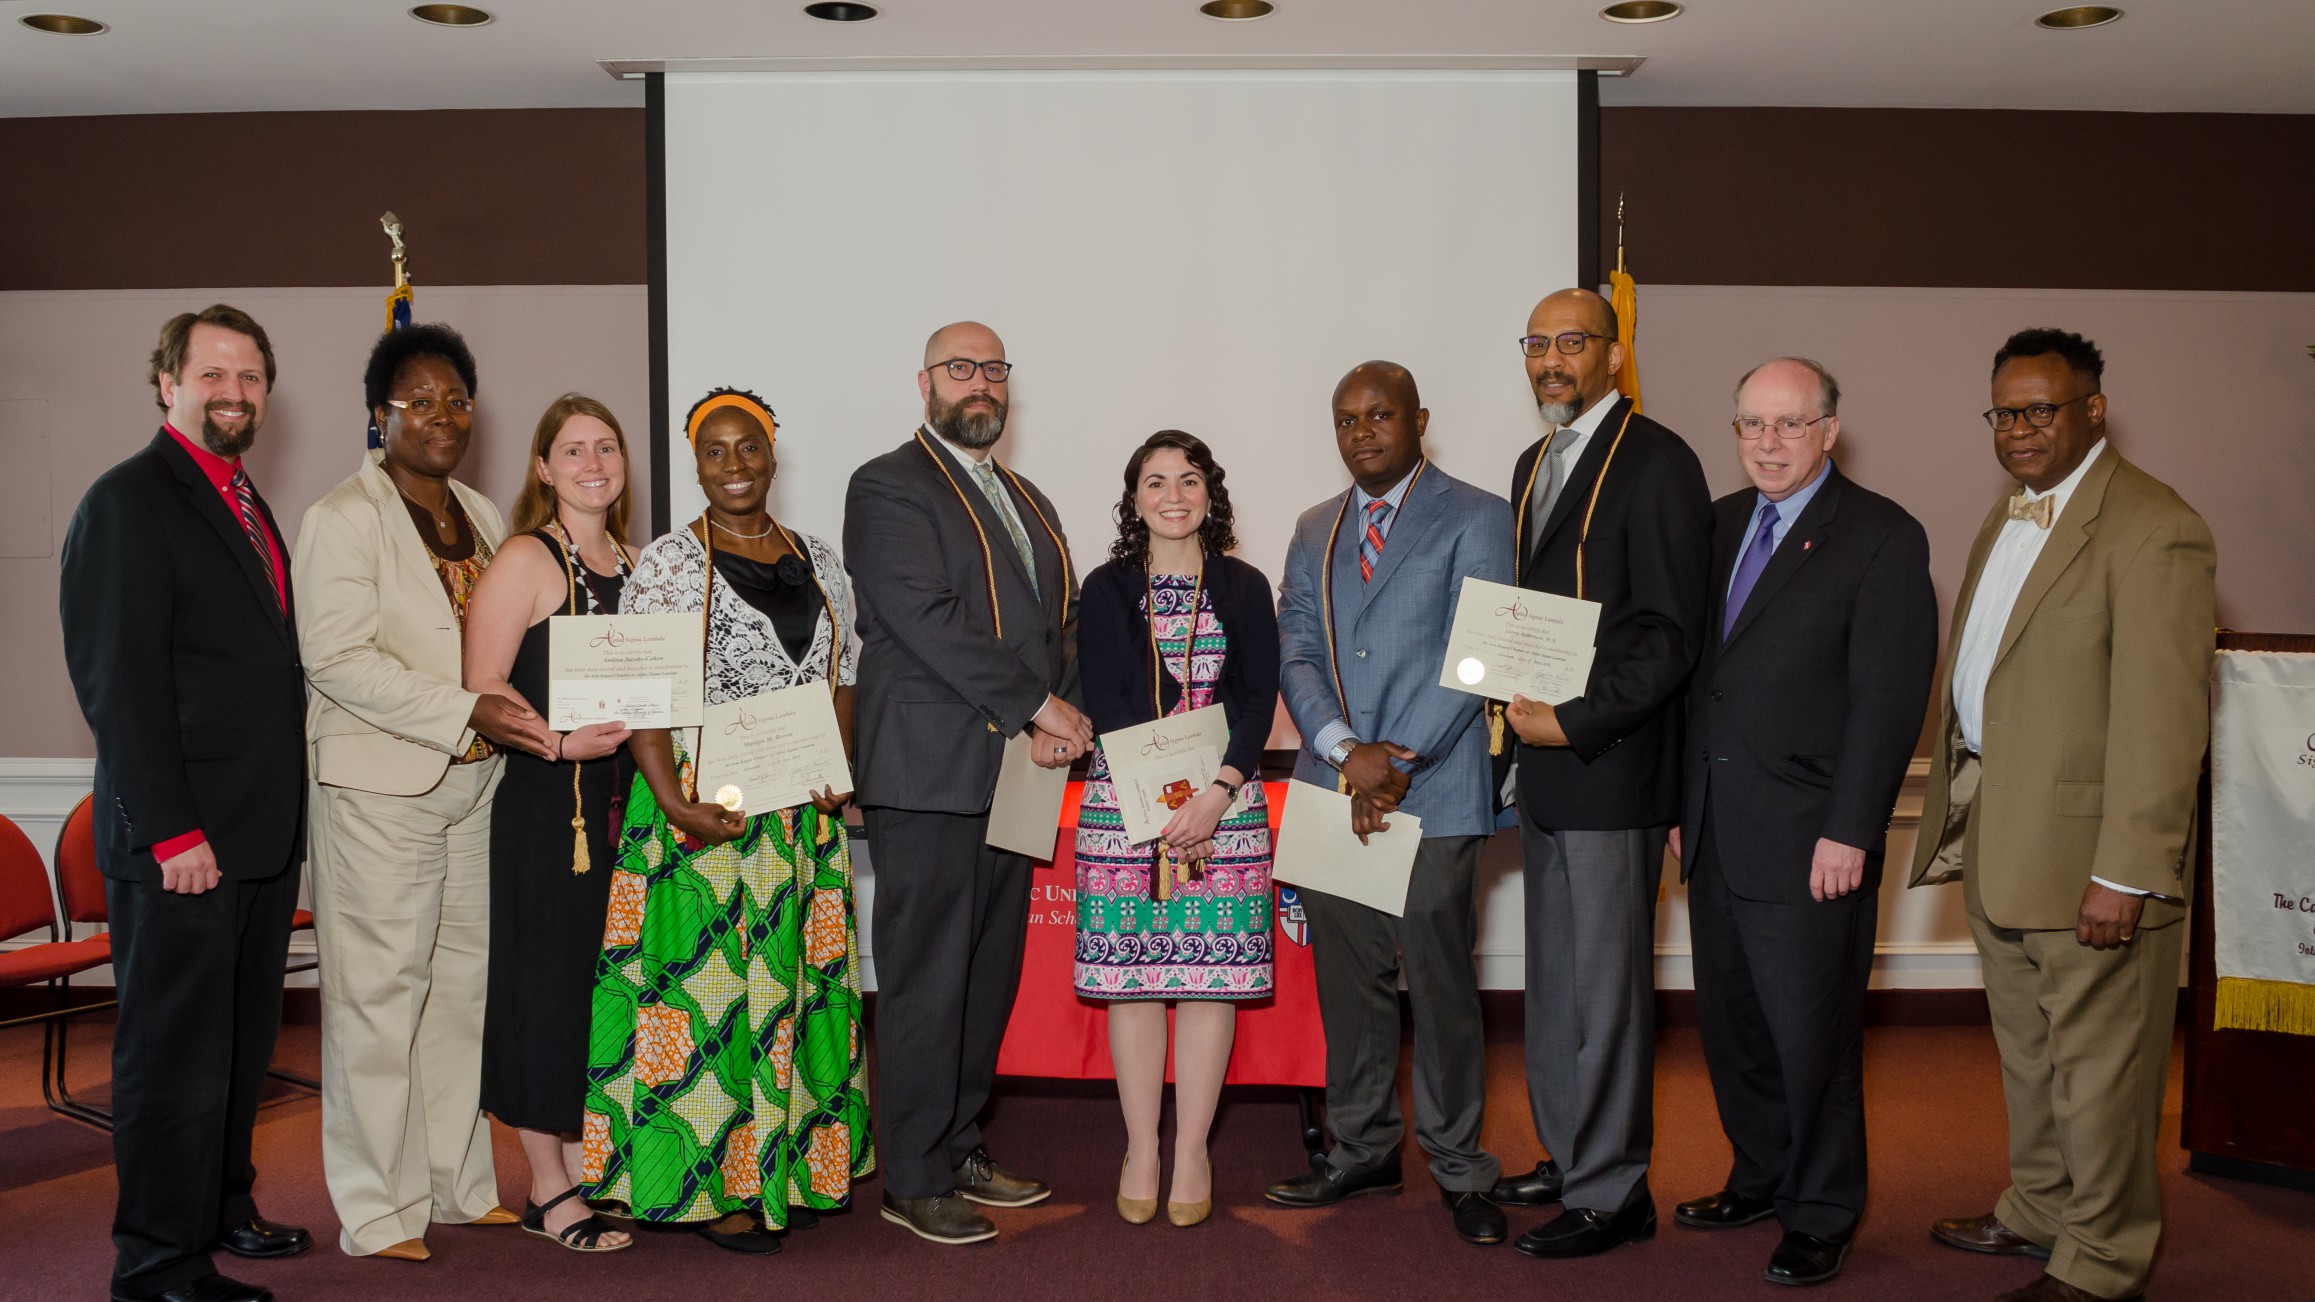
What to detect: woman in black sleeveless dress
<box><xmin>463</xmin><ymin>395</ymin><xmax>641</xmax><ymax>1252</ymax></box>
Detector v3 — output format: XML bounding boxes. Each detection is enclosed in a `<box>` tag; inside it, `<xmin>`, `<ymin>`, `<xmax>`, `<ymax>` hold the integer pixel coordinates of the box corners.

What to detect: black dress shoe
<box><xmin>880</xmin><ymin>1192</ymin><xmax>998</xmax><ymax>1245</ymax></box>
<box><xmin>1263</xmin><ymin>1157</ymin><xmax>1403</xmax><ymax>1207</ymax></box>
<box><xmin>1674</xmin><ymin>1187</ymin><xmax>1777</xmax><ymax>1229</ymax></box>
<box><xmin>114</xmin><ymin>1272</ymin><xmax>275</xmax><ymax>1302</ymax></box>
<box><xmin>953</xmin><ymin>1146</ymin><xmax>1051</xmax><ymax>1208</ymax></box>
<box><xmin>1765</xmin><ymin>1231</ymin><xmax>1851</xmax><ymax>1286</ymax></box>
<box><xmin>1443</xmin><ymin>1190</ymin><xmax>1506</xmax><ymax>1245</ymax></box>
<box><xmin>1488</xmin><ymin>1159</ymin><xmax>1565</xmax><ymax>1208</ymax></box>
<box><xmin>215</xmin><ymin>1216</ymin><xmax>312</xmax><ymax>1259</ymax></box>
<box><xmin>1513</xmin><ymin>1199</ymin><xmax>1657</xmax><ymax>1259</ymax></box>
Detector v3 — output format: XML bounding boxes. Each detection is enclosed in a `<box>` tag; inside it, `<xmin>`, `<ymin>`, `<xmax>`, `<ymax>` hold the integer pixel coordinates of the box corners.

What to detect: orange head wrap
<box><xmin>684</xmin><ymin>391</ymin><xmax>778</xmax><ymax>446</ymax></box>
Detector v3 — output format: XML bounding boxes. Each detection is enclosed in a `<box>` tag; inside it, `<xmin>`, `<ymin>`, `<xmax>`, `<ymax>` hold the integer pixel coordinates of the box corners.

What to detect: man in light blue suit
<box><xmin>1263</xmin><ymin>361</ymin><xmax>1516</xmax><ymax>1249</ymax></box>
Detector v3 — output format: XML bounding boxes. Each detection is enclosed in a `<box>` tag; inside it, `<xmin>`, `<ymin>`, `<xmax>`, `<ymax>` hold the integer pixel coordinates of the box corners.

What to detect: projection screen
<box><xmin>661</xmin><ymin>69</ymin><xmax>1583</xmax><ymax>589</ymax></box>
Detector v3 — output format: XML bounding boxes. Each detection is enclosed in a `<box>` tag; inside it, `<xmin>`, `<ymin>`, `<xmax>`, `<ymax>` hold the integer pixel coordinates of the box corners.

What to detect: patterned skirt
<box><xmin>1073</xmin><ymin>745</ymin><xmax>1274</xmax><ymax>1001</ymax></box>
<box><xmin>582</xmin><ymin>774</ymin><xmax>874</xmax><ymax>1224</ymax></box>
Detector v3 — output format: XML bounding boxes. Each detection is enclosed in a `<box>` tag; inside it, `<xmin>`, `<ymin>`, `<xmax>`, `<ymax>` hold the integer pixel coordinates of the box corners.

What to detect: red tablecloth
<box><xmin>994</xmin><ymin>780</ymin><xmax>1326</xmax><ymax>1086</ymax></box>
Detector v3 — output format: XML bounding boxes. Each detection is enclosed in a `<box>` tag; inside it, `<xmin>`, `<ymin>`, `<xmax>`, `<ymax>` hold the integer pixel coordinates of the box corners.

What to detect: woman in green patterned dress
<box><xmin>582</xmin><ymin>388</ymin><xmax>872</xmax><ymax>1254</ymax></box>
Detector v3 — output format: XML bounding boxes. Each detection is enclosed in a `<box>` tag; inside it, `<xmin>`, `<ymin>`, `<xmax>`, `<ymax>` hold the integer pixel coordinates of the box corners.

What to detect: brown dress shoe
<box><xmin>1995</xmin><ymin>1273</ymin><xmax>2141</xmax><ymax>1302</ymax></box>
<box><xmin>1930</xmin><ymin>1212</ymin><xmax>2052</xmax><ymax>1259</ymax></box>
<box><xmin>371</xmin><ymin>1238</ymin><xmax>430</xmax><ymax>1261</ymax></box>
<box><xmin>465</xmin><ymin>1205</ymin><xmax>521</xmax><ymax>1226</ymax></box>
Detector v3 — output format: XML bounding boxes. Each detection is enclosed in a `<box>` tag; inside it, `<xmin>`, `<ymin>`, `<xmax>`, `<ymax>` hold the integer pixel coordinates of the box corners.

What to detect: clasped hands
<box><xmin>1029</xmin><ymin>696</ymin><xmax>1094</xmax><ymax>770</ymax></box>
<box><xmin>1341</xmin><ymin>741</ymin><xmax>1420</xmax><ymax>844</ymax></box>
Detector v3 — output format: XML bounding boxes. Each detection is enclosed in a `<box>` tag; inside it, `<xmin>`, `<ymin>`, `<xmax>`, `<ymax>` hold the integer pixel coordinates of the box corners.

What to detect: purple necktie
<box><xmin>1722</xmin><ymin>501</ymin><xmax>1780</xmax><ymax>642</ymax></box>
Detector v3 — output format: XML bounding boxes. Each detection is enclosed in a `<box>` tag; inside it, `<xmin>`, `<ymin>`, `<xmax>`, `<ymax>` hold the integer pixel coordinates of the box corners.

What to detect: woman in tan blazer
<box><xmin>293</xmin><ymin>324</ymin><xmax>555</xmax><ymax>1262</ymax></box>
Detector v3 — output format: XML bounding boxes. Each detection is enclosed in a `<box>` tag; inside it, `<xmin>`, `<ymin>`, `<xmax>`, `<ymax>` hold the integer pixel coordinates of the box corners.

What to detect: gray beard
<box><xmin>929</xmin><ymin>395</ymin><xmax>1005</xmax><ymax>449</ymax></box>
<box><xmin>1535</xmin><ymin>398</ymin><xmax>1580</xmax><ymax>427</ymax></box>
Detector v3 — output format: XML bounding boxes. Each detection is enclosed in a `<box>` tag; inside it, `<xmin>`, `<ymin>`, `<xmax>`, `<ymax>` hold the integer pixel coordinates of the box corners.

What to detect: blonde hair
<box><xmin>512</xmin><ymin>393</ymin><xmax>633</xmax><ymax>541</ymax></box>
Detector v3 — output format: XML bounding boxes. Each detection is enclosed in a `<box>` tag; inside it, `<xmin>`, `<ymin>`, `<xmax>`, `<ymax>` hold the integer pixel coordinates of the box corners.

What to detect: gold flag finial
<box><xmin>380</xmin><ymin>211</ymin><xmax>408</xmax><ymax>291</ymax></box>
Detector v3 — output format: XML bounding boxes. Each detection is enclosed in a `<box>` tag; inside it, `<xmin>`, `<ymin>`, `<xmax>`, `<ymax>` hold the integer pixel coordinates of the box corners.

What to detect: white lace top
<box><xmin>622</xmin><ymin>524</ymin><xmax>859</xmax><ymax>705</ymax></box>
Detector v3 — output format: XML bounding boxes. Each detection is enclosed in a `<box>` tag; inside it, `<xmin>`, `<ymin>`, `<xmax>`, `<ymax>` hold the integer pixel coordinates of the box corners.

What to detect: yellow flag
<box><xmin>1608</xmin><ymin>195</ymin><xmax>1641</xmax><ymax>413</ymax></box>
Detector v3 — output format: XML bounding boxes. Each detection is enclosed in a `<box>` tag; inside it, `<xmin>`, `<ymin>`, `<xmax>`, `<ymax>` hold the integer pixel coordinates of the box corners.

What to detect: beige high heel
<box><xmin>1166</xmin><ymin>1197</ymin><xmax>1211</xmax><ymax>1228</ymax></box>
<box><xmin>1117</xmin><ymin>1158</ymin><xmax>1158</xmax><ymax>1225</ymax></box>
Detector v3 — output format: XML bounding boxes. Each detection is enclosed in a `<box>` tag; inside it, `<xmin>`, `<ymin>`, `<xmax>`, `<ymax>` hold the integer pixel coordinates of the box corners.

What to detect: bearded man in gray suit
<box><xmin>844</xmin><ymin>322</ymin><xmax>1089</xmax><ymax>1246</ymax></box>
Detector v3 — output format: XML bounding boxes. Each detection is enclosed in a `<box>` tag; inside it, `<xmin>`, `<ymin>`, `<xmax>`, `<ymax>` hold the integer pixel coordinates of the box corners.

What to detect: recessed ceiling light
<box><xmin>2036</xmin><ymin>6</ymin><xmax>2122</xmax><ymax>28</ymax></box>
<box><xmin>19</xmin><ymin>13</ymin><xmax>108</xmax><ymax>35</ymax></box>
<box><xmin>804</xmin><ymin>2</ymin><xmax>879</xmax><ymax>20</ymax></box>
<box><xmin>1600</xmin><ymin>1</ymin><xmax>1682</xmax><ymax>23</ymax></box>
<box><xmin>1200</xmin><ymin>1</ymin><xmax>1276</xmax><ymax>20</ymax></box>
<box><xmin>409</xmin><ymin>4</ymin><xmax>493</xmax><ymax>27</ymax></box>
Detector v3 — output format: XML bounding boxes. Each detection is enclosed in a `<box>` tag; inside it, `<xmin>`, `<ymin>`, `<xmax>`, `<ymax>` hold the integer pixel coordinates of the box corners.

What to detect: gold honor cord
<box><xmin>912</xmin><ymin>428</ymin><xmax>1075</xmax><ymax>732</ymax></box>
<box><xmin>553</xmin><ymin>522</ymin><xmax>634</xmax><ymax>874</ymax></box>
<box><xmin>1319</xmin><ymin>458</ymin><xmax>1430</xmax><ymax>794</ymax></box>
<box><xmin>1494</xmin><ymin>407</ymin><xmax>1636</xmax><ymax>755</ymax></box>
<box><xmin>1147</xmin><ymin>557</ymin><xmax>1206</xmax><ymax>901</ymax></box>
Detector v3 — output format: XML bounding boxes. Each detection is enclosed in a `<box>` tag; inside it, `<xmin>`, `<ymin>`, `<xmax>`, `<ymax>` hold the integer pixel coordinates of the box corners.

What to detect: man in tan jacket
<box><xmin>1911</xmin><ymin>329</ymin><xmax>2215</xmax><ymax>1302</ymax></box>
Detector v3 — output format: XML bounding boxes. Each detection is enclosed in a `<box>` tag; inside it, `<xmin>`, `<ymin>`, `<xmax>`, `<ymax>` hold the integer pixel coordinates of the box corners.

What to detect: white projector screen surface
<box><xmin>664</xmin><ymin>69</ymin><xmax>1580</xmax><ymax>601</ymax></box>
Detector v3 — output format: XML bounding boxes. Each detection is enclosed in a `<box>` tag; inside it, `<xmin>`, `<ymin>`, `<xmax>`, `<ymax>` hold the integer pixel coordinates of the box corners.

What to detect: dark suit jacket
<box><xmin>59</xmin><ymin>430</ymin><xmax>307</xmax><ymax>882</ymax></box>
<box><xmin>1510</xmin><ymin>397</ymin><xmax>1714</xmax><ymax>830</ymax></box>
<box><xmin>844</xmin><ymin>428</ymin><xmax>1082</xmax><ymax>814</ymax></box>
<box><xmin>1678</xmin><ymin>463</ymin><xmax>1938</xmax><ymax>904</ymax></box>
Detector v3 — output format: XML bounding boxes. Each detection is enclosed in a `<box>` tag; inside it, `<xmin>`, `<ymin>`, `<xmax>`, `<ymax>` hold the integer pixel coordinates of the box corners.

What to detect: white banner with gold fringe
<box><xmin>2211</xmin><ymin>649</ymin><xmax>2315</xmax><ymax>1035</ymax></box>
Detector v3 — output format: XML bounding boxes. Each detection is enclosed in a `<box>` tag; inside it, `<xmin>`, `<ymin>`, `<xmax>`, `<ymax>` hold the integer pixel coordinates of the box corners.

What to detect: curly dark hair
<box><xmin>363</xmin><ymin>322</ymin><xmax>478</xmax><ymax>415</ymax></box>
<box><xmin>1993</xmin><ymin>327</ymin><xmax>2104</xmax><ymax>386</ymax></box>
<box><xmin>1108</xmin><ymin>430</ymin><xmax>1238</xmax><ymax>567</ymax></box>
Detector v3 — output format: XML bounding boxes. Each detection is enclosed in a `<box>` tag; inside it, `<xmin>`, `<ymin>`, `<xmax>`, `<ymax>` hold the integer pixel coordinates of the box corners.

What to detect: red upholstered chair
<box><xmin>40</xmin><ymin>795</ymin><xmax>117</xmax><ymax>1128</ymax></box>
<box><xmin>0</xmin><ymin>806</ymin><xmax>114</xmax><ymax>1130</ymax></box>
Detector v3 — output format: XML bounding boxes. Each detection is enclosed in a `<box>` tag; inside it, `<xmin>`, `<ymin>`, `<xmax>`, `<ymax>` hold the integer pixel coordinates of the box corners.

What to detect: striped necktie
<box><xmin>227</xmin><ymin>466</ymin><xmax>284</xmax><ymax>612</ymax></box>
<box><xmin>969</xmin><ymin>459</ymin><xmax>1039</xmax><ymax>599</ymax></box>
<box><xmin>1359</xmin><ymin>498</ymin><xmax>1394</xmax><ymax>583</ymax></box>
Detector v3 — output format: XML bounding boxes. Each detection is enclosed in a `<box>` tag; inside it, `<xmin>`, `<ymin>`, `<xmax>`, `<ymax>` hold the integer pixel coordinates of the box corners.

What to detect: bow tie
<box><xmin>2007</xmin><ymin>493</ymin><xmax>2054</xmax><ymax>529</ymax></box>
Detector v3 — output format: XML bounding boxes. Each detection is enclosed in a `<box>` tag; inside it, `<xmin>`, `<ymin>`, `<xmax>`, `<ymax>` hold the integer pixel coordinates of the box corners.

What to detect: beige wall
<box><xmin>0</xmin><ymin>285</ymin><xmax>649</xmax><ymax>759</ymax></box>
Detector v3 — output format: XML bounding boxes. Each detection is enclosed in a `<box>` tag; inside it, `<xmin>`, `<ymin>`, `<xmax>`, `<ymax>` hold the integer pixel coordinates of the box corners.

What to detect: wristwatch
<box><xmin>1326</xmin><ymin>737</ymin><xmax>1360</xmax><ymax>769</ymax></box>
<box><xmin>1210</xmin><ymin>776</ymin><xmax>1243</xmax><ymax>800</ymax></box>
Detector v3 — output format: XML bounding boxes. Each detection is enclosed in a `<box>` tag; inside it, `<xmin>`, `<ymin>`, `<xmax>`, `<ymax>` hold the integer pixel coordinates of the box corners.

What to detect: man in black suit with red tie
<box><xmin>60</xmin><ymin>306</ymin><xmax>312</xmax><ymax>1302</ymax></box>
<box><xmin>1670</xmin><ymin>358</ymin><xmax>1937</xmax><ymax>1286</ymax></box>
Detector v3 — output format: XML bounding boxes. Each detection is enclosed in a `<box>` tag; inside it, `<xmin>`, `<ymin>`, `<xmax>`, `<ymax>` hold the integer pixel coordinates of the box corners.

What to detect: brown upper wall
<box><xmin>1599</xmin><ymin>107</ymin><xmax>2315</xmax><ymax>292</ymax></box>
<box><xmin>0</xmin><ymin>109</ymin><xmax>645</xmax><ymax>290</ymax></box>
<box><xmin>3</xmin><ymin>105</ymin><xmax>2309</xmax><ymax>293</ymax></box>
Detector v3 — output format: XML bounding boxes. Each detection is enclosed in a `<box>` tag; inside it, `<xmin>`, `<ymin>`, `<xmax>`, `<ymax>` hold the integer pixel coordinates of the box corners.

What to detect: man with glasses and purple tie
<box><xmin>1495</xmin><ymin>288</ymin><xmax>1712</xmax><ymax>1261</ymax></box>
<box><xmin>1668</xmin><ymin>357</ymin><xmax>1937</xmax><ymax>1286</ymax></box>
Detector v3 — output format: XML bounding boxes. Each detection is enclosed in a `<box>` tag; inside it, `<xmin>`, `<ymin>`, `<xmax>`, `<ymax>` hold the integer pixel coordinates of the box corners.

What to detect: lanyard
<box><xmin>913</xmin><ymin>427</ymin><xmax>1073</xmax><ymax>641</ymax></box>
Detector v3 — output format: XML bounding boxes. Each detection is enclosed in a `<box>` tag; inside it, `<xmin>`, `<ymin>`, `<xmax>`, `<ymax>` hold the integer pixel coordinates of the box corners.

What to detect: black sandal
<box><xmin>696</xmin><ymin>1213</ymin><xmax>783</xmax><ymax>1255</ymax></box>
<box><xmin>522</xmin><ymin>1187</ymin><xmax>632</xmax><ymax>1253</ymax></box>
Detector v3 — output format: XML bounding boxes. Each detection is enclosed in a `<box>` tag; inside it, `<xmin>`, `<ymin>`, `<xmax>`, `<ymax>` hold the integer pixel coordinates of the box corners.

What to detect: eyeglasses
<box><xmin>932</xmin><ymin>358</ymin><xmax>1014</xmax><ymax>382</ymax></box>
<box><xmin>1518</xmin><ymin>332</ymin><xmax>1612</xmax><ymax>358</ymax></box>
<box><xmin>1982</xmin><ymin>392</ymin><xmax>2096</xmax><ymax>431</ymax></box>
<box><xmin>1732</xmin><ymin>414</ymin><xmax>1832</xmax><ymax>441</ymax></box>
<box><xmin>386</xmin><ymin>396</ymin><xmax>474</xmax><ymax>417</ymax></box>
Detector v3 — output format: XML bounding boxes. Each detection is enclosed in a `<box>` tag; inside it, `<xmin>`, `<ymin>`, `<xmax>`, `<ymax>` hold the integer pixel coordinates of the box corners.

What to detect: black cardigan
<box><xmin>1077</xmin><ymin>554</ymin><xmax>1279</xmax><ymax>779</ymax></box>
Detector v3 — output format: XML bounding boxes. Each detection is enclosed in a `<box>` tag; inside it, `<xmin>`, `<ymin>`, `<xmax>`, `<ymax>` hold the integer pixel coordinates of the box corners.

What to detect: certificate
<box><xmin>1099</xmin><ymin>704</ymin><xmax>1244</xmax><ymax>846</ymax></box>
<box><xmin>986</xmin><ymin>730</ymin><xmax>1070</xmax><ymax>861</ymax></box>
<box><xmin>1437</xmin><ymin>576</ymin><xmax>1601</xmax><ymax>705</ymax></box>
<box><xmin>550</xmin><ymin>613</ymin><xmax>705</xmax><ymax>727</ymax></box>
<box><xmin>693</xmin><ymin>683</ymin><xmax>851</xmax><ymax>816</ymax></box>
<box><xmin>548</xmin><ymin>677</ymin><xmax>671</xmax><ymax>730</ymax></box>
<box><xmin>1269</xmin><ymin>780</ymin><xmax>1424</xmax><ymax>917</ymax></box>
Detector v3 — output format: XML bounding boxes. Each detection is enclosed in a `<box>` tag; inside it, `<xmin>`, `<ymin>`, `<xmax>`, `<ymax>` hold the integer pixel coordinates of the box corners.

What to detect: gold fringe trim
<box><xmin>2214</xmin><ymin>975</ymin><xmax>2315</xmax><ymax>1037</ymax></box>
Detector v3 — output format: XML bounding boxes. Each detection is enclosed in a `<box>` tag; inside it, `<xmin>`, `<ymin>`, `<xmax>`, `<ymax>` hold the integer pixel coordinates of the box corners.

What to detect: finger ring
<box><xmin>1053</xmin><ymin>745</ymin><xmax>1064</xmax><ymax>755</ymax></box>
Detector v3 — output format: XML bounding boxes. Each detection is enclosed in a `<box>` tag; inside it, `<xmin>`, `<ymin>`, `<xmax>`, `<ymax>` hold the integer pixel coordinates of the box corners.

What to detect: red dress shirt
<box><xmin>152</xmin><ymin>424</ymin><xmax>289</xmax><ymax>864</ymax></box>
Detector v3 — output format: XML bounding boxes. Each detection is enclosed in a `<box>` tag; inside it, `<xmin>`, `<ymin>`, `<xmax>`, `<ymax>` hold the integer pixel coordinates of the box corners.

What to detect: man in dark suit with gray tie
<box><xmin>844</xmin><ymin>321</ymin><xmax>1089</xmax><ymax>1246</ymax></box>
<box><xmin>1671</xmin><ymin>357</ymin><xmax>1938</xmax><ymax>1286</ymax></box>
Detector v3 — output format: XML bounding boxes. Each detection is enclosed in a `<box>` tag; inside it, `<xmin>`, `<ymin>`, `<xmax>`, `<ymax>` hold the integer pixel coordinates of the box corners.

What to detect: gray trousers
<box><xmin>1519</xmin><ymin>807</ymin><xmax>1667</xmax><ymax>1213</ymax></box>
<box><xmin>1304</xmin><ymin>834</ymin><xmax>1499</xmax><ymax>1193</ymax></box>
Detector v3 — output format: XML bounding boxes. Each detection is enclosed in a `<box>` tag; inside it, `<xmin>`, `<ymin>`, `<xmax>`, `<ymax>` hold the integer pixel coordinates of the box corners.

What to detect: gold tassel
<box><xmin>569</xmin><ymin>763</ymin><xmax>591</xmax><ymax>875</ymax></box>
<box><xmin>2214</xmin><ymin>975</ymin><xmax>2315</xmax><ymax>1037</ymax></box>
<box><xmin>1488</xmin><ymin>703</ymin><xmax>1507</xmax><ymax>756</ymax></box>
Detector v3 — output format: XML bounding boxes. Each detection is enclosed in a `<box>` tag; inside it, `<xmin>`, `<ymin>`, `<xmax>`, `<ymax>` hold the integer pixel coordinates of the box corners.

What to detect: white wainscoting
<box><xmin>5</xmin><ymin>756</ymin><xmax>1976</xmax><ymax>992</ymax></box>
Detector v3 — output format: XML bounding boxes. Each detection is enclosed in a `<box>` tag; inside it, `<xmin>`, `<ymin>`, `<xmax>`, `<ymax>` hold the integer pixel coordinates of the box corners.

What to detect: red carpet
<box><xmin>3</xmin><ymin>1017</ymin><xmax>2309</xmax><ymax>1301</ymax></box>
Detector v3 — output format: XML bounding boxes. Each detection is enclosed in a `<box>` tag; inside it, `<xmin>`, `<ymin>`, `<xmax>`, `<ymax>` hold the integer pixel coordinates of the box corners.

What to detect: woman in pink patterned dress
<box><xmin>1073</xmin><ymin>431</ymin><xmax>1279</xmax><ymax>1229</ymax></box>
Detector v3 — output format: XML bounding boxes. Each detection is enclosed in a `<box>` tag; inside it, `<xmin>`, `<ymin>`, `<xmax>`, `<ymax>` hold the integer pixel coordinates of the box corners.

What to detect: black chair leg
<box><xmin>41</xmin><ymin>1008</ymin><xmax>115</xmax><ymax>1132</ymax></box>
